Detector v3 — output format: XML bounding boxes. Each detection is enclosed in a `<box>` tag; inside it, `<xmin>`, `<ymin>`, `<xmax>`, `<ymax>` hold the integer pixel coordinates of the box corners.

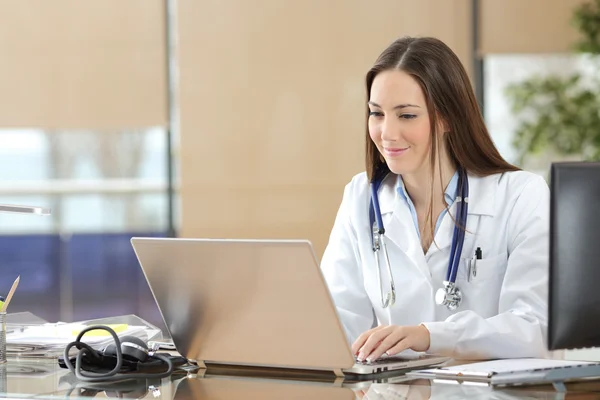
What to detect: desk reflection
<box><xmin>172</xmin><ymin>375</ymin><xmax>571</xmax><ymax>400</ymax></box>
<box><xmin>173</xmin><ymin>375</ymin><xmax>355</xmax><ymax>399</ymax></box>
<box><xmin>59</xmin><ymin>375</ymin><xmax>165</xmax><ymax>399</ymax></box>
<box><xmin>356</xmin><ymin>380</ymin><xmax>568</xmax><ymax>400</ymax></box>
<box><xmin>355</xmin><ymin>381</ymin><xmax>430</xmax><ymax>400</ymax></box>
<box><xmin>1</xmin><ymin>358</ymin><xmax>591</xmax><ymax>399</ymax></box>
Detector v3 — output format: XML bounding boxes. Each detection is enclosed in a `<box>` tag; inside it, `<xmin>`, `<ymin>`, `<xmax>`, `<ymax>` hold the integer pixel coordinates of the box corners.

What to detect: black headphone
<box><xmin>62</xmin><ymin>325</ymin><xmax>177</xmax><ymax>383</ymax></box>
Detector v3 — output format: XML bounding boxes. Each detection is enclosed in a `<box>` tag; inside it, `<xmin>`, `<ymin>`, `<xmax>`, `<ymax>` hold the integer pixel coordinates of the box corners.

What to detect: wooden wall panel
<box><xmin>0</xmin><ymin>0</ymin><xmax>167</xmax><ymax>129</ymax></box>
<box><xmin>178</xmin><ymin>0</ymin><xmax>471</xmax><ymax>259</ymax></box>
<box><xmin>480</xmin><ymin>0</ymin><xmax>587</xmax><ymax>54</ymax></box>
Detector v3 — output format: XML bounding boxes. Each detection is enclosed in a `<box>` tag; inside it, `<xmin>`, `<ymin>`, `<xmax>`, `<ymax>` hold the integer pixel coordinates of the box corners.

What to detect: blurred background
<box><xmin>0</xmin><ymin>0</ymin><xmax>598</xmax><ymax>344</ymax></box>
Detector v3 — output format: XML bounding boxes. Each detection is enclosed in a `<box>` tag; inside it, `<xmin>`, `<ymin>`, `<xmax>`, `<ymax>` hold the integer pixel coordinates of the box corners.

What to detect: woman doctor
<box><xmin>320</xmin><ymin>36</ymin><xmax>549</xmax><ymax>362</ymax></box>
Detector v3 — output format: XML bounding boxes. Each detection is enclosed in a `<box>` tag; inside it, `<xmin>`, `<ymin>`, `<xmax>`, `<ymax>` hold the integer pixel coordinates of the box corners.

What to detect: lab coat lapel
<box><xmin>427</xmin><ymin>201</ymin><xmax>456</xmax><ymax>257</ymax></box>
<box><xmin>425</xmin><ymin>200</ymin><xmax>457</xmax><ymax>281</ymax></box>
<box><xmin>377</xmin><ymin>175</ymin><xmax>432</xmax><ymax>282</ymax></box>
<box><xmin>427</xmin><ymin>174</ymin><xmax>497</xmax><ymax>261</ymax></box>
<box><xmin>376</xmin><ymin>174</ymin><xmax>410</xmax><ymax>253</ymax></box>
<box><xmin>460</xmin><ymin>174</ymin><xmax>497</xmax><ymax>259</ymax></box>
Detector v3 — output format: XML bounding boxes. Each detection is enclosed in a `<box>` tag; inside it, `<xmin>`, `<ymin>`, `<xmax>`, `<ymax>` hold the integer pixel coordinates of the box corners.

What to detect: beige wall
<box><xmin>0</xmin><ymin>1</ymin><xmax>587</xmax><ymax>258</ymax></box>
<box><xmin>0</xmin><ymin>0</ymin><xmax>167</xmax><ymax>129</ymax></box>
<box><xmin>178</xmin><ymin>0</ymin><xmax>471</xmax><ymax>259</ymax></box>
<box><xmin>480</xmin><ymin>0</ymin><xmax>588</xmax><ymax>54</ymax></box>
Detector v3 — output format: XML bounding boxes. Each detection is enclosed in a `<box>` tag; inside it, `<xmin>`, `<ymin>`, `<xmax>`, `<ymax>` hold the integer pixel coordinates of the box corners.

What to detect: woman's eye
<box><xmin>368</xmin><ymin>111</ymin><xmax>383</xmax><ymax>117</ymax></box>
<box><xmin>399</xmin><ymin>114</ymin><xmax>417</xmax><ymax>120</ymax></box>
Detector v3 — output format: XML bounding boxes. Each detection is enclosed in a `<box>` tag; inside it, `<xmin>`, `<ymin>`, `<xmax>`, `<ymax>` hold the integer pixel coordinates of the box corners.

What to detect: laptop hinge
<box><xmin>189</xmin><ymin>359</ymin><xmax>207</xmax><ymax>369</ymax></box>
<box><xmin>186</xmin><ymin>368</ymin><xmax>206</xmax><ymax>379</ymax></box>
<box><xmin>333</xmin><ymin>368</ymin><xmax>344</xmax><ymax>378</ymax></box>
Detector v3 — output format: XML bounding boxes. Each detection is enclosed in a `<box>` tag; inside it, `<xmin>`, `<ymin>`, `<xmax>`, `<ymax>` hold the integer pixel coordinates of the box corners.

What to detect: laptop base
<box><xmin>188</xmin><ymin>355</ymin><xmax>448</xmax><ymax>382</ymax></box>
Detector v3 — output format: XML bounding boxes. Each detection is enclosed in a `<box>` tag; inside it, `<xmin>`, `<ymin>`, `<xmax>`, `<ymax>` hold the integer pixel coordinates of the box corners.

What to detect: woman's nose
<box><xmin>381</xmin><ymin>117</ymin><xmax>399</xmax><ymax>142</ymax></box>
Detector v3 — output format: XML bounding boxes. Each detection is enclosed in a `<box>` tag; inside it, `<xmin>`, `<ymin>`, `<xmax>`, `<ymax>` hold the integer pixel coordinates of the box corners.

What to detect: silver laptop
<box><xmin>130</xmin><ymin>238</ymin><xmax>448</xmax><ymax>378</ymax></box>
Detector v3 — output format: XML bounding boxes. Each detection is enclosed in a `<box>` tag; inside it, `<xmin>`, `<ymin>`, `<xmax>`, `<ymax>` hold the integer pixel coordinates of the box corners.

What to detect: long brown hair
<box><xmin>365</xmin><ymin>36</ymin><xmax>518</xmax><ymax>246</ymax></box>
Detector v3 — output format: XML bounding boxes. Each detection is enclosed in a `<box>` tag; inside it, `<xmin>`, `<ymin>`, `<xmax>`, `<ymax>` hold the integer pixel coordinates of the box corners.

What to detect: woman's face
<box><xmin>368</xmin><ymin>69</ymin><xmax>433</xmax><ymax>177</ymax></box>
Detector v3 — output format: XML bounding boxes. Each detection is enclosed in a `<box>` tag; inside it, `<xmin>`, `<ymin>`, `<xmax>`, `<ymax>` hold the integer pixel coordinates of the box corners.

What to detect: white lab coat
<box><xmin>320</xmin><ymin>170</ymin><xmax>550</xmax><ymax>360</ymax></box>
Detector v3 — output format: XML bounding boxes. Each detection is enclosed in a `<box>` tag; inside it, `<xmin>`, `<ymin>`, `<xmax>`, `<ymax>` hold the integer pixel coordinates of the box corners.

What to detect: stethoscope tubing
<box><xmin>369</xmin><ymin>168</ymin><xmax>469</xmax><ymax>301</ymax></box>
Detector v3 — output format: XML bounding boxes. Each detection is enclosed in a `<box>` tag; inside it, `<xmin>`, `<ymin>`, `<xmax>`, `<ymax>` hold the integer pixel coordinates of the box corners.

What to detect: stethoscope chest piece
<box><xmin>435</xmin><ymin>281</ymin><xmax>463</xmax><ymax>311</ymax></box>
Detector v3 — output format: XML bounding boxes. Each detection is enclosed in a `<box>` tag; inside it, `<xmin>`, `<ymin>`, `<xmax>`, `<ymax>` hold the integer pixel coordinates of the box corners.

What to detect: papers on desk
<box><xmin>7</xmin><ymin>323</ymin><xmax>143</xmax><ymax>345</ymax></box>
<box><xmin>5</xmin><ymin>319</ymin><xmax>162</xmax><ymax>359</ymax></box>
<box><xmin>406</xmin><ymin>358</ymin><xmax>600</xmax><ymax>386</ymax></box>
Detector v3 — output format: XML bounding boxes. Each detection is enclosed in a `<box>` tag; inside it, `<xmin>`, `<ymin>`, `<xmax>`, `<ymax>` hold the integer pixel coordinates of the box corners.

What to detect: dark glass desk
<box><xmin>2</xmin><ymin>358</ymin><xmax>600</xmax><ymax>399</ymax></box>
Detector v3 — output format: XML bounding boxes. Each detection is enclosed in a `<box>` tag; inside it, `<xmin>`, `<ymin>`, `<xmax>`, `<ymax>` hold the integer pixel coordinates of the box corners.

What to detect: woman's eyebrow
<box><xmin>368</xmin><ymin>101</ymin><xmax>420</xmax><ymax>109</ymax></box>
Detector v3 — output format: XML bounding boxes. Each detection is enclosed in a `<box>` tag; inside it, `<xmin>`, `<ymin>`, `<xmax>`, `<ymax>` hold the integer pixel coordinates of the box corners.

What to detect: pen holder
<box><xmin>0</xmin><ymin>312</ymin><xmax>5</xmax><ymax>364</ymax></box>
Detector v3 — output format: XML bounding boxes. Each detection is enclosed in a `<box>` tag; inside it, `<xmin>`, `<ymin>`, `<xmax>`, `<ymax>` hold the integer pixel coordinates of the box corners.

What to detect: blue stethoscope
<box><xmin>369</xmin><ymin>168</ymin><xmax>469</xmax><ymax>310</ymax></box>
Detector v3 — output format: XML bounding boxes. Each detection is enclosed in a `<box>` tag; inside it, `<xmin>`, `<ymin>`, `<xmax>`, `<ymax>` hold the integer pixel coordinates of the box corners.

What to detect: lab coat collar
<box><xmin>377</xmin><ymin>172</ymin><xmax>498</xmax><ymax>217</ymax></box>
<box><xmin>377</xmin><ymin>173</ymin><xmax>398</xmax><ymax>215</ymax></box>
<box><xmin>466</xmin><ymin>173</ymin><xmax>497</xmax><ymax>217</ymax></box>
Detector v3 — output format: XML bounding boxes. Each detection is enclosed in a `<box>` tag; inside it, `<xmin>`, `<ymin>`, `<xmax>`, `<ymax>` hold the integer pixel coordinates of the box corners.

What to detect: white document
<box><xmin>440</xmin><ymin>358</ymin><xmax>597</xmax><ymax>374</ymax></box>
<box><xmin>406</xmin><ymin>358</ymin><xmax>600</xmax><ymax>385</ymax></box>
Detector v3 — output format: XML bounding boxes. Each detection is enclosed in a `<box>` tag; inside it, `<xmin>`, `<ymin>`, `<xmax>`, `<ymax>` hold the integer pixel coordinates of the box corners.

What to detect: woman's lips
<box><xmin>383</xmin><ymin>147</ymin><xmax>409</xmax><ymax>157</ymax></box>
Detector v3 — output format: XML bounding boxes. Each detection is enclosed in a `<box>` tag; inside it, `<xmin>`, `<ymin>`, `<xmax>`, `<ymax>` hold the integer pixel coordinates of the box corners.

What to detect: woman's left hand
<box><xmin>352</xmin><ymin>325</ymin><xmax>431</xmax><ymax>362</ymax></box>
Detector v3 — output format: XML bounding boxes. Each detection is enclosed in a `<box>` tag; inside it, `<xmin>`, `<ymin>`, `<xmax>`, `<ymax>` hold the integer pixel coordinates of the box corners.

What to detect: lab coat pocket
<box><xmin>457</xmin><ymin>253</ymin><xmax>507</xmax><ymax>283</ymax></box>
<box><xmin>457</xmin><ymin>253</ymin><xmax>507</xmax><ymax>315</ymax></box>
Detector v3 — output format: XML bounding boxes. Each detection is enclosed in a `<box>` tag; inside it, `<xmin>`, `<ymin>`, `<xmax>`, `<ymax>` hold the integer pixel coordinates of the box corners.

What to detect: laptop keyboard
<box><xmin>354</xmin><ymin>355</ymin><xmax>412</xmax><ymax>366</ymax></box>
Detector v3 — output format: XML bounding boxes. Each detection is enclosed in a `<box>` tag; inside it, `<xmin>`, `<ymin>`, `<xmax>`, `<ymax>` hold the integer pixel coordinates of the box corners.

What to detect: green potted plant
<box><xmin>504</xmin><ymin>0</ymin><xmax>600</xmax><ymax>168</ymax></box>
